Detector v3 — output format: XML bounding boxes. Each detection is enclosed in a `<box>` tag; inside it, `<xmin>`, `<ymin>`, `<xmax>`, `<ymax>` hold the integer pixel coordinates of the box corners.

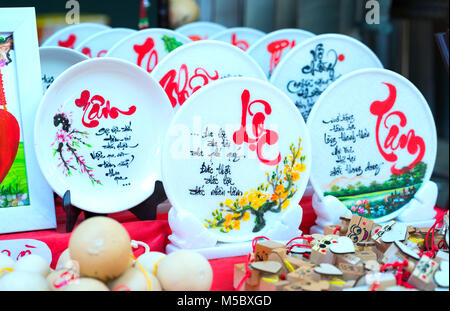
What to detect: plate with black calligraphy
<box><xmin>34</xmin><ymin>57</ymin><xmax>174</xmax><ymax>213</ymax></box>
<box><xmin>105</xmin><ymin>28</ymin><xmax>191</xmax><ymax>74</ymax></box>
<box><xmin>307</xmin><ymin>68</ymin><xmax>437</xmax><ymax>223</ymax></box>
<box><xmin>270</xmin><ymin>33</ymin><xmax>383</xmax><ymax>121</ymax></box>
<box><xmin>161</xmin><ymin>77</ymin><xmax>312</xmax><ymax>242</ymax></box>
<box><xmin>149</xmin><ymin>40</ymin><xmax>267</xmax><ymax>112</ymax></box>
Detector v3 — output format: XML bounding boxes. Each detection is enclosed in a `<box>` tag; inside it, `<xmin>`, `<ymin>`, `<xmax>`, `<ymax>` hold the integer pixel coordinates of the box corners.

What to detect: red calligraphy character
<box><xmin>233</xmin><ymin>89</ymin><xmax>281</xmax><ymax>166</ymax></box>
<box><xmin>231</xmin><ymin>33</ymin><xmax>249</xmax><ymax>51</ymax></box>
<box><xmin>133</xmin><ymin>37</ymin><xmax>158</xmax><ymax>73</ymax></box>
<box><xmin>75</xmin><ymin>90</ymin><xmax>137</xmax><ymax>128</ymax></box>
<box><xmin>81</xmin><ymin>47</ymin><xmax>92</xmax><ymax>58</ymax></box>
<box><xmin>58</xmin><ymin>34</ymin><xmax>77</xmax><ymax>49</ymax></box>
<box><xmin>370</xmin><ymin>83</ymin><xmax>426</xmax><ymax>175</ymax></box>
<box><xmin>267</xmin><ymin>39</ymin><xmax>292</xmax><ymax>75</ymax></box>
<box><xmin>1</xmin><ymin>250</ymin><xmax>11</xmax><ymax>256</ymax></box>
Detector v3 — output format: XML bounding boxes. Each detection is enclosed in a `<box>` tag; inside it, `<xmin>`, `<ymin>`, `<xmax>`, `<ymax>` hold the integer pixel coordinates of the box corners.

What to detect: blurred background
<box><xmin>1</xmin><ymin>0</ymin><xmax>449</xmax><ymax>207</ymax></box>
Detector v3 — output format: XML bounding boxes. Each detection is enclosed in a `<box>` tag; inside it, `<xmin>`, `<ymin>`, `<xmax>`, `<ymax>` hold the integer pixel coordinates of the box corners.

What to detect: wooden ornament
<box><xmin>289</xmin><ymin>279</ymin><xmax>330</xmax><ymax>291</ymax></box>
<box><xmin>408</xmin><ymin>255</ymin><xmax>439</xmax><ymax>291</ymax></box>
<box><xmin>324</xmin><ymin>225</ymin><xmax>340</xmax><ymax>236</ymax></box>
<box><xmin>259</xmin><ymin>278</ymin><xmax>291</xmax><ymax>291</ymax></box>
<box><xmin>314</xmin><ymin>263</ymin><xmax>343</xmax><ymax>276</ymax></box>
<box><xmin>338</xmin><ymin>263</ymin><xmax>365</xmax><ymax>281</ymax></box>
<box><xmin>254</xmin><ymin>240</ymin><xmax>285</xmax><ymax>262</ymax></box>
<box><xmin>310</xmin><ymin>235</ymin><xmax>338</xmax><ymax>264</ymax></box>
<box><xmin>335</xmin><ymin>254</ymin><xmax>361</xmax><ymax>266</ymax></box>
<box><xmin>329</xmin><ymin>236</ymin><xmax>355</xmax><ymax>254</ymax></box>
<box><xmin>346</xmin><ymin>215</ymin><xmax>373</xmax><ymax>244</ymax></box>
<box><xmin>250</xmin><ymin>261</ymin><xmax>282</xmax><ymax>275</ymax></box>
<box><xmin>355</xmin><ymin>250</ymin><xmax>377</xmax><ymax>262</ymax></box>
<box><xmin>287</xmin><ymin>265</ymin><xmax>320</xmax><ymax>282</ymax></box>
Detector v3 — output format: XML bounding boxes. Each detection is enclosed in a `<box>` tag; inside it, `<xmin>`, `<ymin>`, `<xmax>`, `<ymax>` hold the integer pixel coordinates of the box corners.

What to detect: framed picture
<box><xmin>0</xmin><ymin>7</ymin><xmax>56</xmax><ymax>233</ymax></box>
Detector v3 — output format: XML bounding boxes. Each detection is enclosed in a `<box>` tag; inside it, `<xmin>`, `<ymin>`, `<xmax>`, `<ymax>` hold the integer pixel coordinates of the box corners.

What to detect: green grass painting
<box><xmin>0</xmin><ymin>142</ymin><xmax>30</xmax><ymax>207</ymax></box>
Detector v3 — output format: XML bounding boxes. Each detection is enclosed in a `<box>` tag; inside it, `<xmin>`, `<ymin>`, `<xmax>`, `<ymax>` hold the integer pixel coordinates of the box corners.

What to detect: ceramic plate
<box><xmin>150</xmin><ymin>40</ymin><xmax>267</xmax><ymax>110</ymax></box>
<box><xmin>41</xmin><ymin>23</ymin><xmax>110</xmax><ymax>49</ymax></box>
<box><xmin>162</xmin><ymin>77</ymin><xmax>312</xmax><ymax>242</ymax></box>
<box><xmin>75</xmin><ymin>28</ymin><xmax>137</xmax><ymax>58</ymax></box>
<box><xmin>246</xmin><ymin>28</ymin><xmax>315</xmax><ymax>78</ymax></box>
<box><xmin>307</xmin><ymin>68</ymin><xmax>437</xmax><ymax>222</ymax></box>
<box><xmin>39</xmin><ymin>46</ymin><xmax>88</xmax><ymax>93</ymax></box>
<box><xmin>270</xmin><ymin>33</ymin><xmax>383</xmax><ymax>121</ymax></box>
<box><xmin>105</xmin><ymin>28</ymin><xmax>191</xmax><ymax>73</ymax></box>
<box><xmin>210</xmin><ymin>27</ymin><xmax>266</xmax><ymax>51</ymax></box>
<box><xmin>35</xmin><ymin>58</ymin><xmax>174</xmax><ymax>213</ymax></box>
<box><xmin>175</xmin><ymin>21</ymin><xmax>226</xmax><ymax>41</ymax></box>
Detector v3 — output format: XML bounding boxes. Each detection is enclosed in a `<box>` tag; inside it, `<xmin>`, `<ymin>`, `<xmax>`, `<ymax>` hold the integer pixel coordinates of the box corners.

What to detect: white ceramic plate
<box><xmin>105</xmin><ymin>28</ymin><xmax>191</xmax><ymax>73</ymax></box>
<box><xmin>210</xmin><ymin>27</ymin><xmax>266</xmax><ymax>51</ymax></box>
<box><xmin>35</xmin><ymin>58</ymin><xmax>174</xmax><ymax>213</ymax></box>
<box><xmin>41</xmin><ymin>23</ymin><xmax>110</xmax><ymax>49</ymax></box>
<box><xmin>175</xmin><ymin>21</ymin><xmax>226</xmax><ymax>41</ymax></box>
<box><xmin>150</xmin><ymin>40</ymin><xmax>267</xmax><ymax>110</ymax></box>
<box><xmin>270</xmin><ymin>33</ymin><xmax>383</xmax><ymax>121</ymax></box>
<box><xmin>162</xmin><ymin>77</ymin><xmax>312</xmax><ymax>242</ymax></box>
<box><xmin>246</xmin><ymin>28</ymin><xmax>315</xmax><ymax>78</ymax></box>
<box><xmin>39</xmin><ymin>46</ymin><xmax>88</xmax><ymax>93</ymax></box>
<box><xmin>307</xmin><ymin>68</ymin><xmax>437</xmax><ymax>223</ymax></box>
<box><xmin>75</xmin><ymin>28</ymin><xmax>137</xmax><ymax>58</ymax></box>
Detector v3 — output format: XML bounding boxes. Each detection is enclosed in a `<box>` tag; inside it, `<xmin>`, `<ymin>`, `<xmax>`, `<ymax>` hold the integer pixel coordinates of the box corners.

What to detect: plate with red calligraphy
<box><xmin>307</xmin><ymin>68</ymin><xmax>437</xmax><ymax>222</ymax></box>
<box><xmin>75</xmin><ymin>28</ymin><xmax>136</xmax><ymax>58</ymax></box>
<box><xmin>161</xmin><ymin>77</ymin><xmax>312</xmax><ymax>242</ymax></box>
<box><xmin>41</xmin><ymin>23</ymin><xmax>110</xmax><ymax>49</ymax></box>
<box><xmin>270</xmin><ymin>33</ymin><xmax>383</xmax><ymax>121</ymax></box>
<box><xmin>209</xmin><ymin>27</ymin><xmax>266</xmax><ymax>51</ymax></box>
<box><xmin>105</xmin><ymin>28</ymin><xmax>191</xmax><ymax>74</ymax></box>
<box><xmin>246</xmin><ymin>28</ymin><xmax>315</xmax><ymax>78</ymax></box>
<box><xmin>34</xmin><ymin>58</ymin><xmax>174</xmax><ymax>213</ymax></box>
<box><xmin>149</xmin><ymin>40</ymin><xmax>267</xmax><ymax>111</ymax></box>
<box><xmin>175</xmin><ymin>21</ymin><xmax>226</xmax><ymax>41</ymax></box>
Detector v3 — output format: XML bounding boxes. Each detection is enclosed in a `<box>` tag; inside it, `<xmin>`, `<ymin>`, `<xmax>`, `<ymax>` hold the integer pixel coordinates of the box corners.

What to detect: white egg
<box><xmin>56</xmin><ymin>248</ymin><xmax>71</xmax><ymax>270</ymax></box>
<box><xmin>0</xmin><ymin>271</ymin><xmax>50</xmax><ymax>291</ymax></box>
<box><xmin>60</xmin><ymin>277</ymin><xmax>109</xmax><ymax>291</ymax></box>
<box><xmin>107</xmin><ymin>267</ymin><xmax>161</xmax><ymax>291</ymax></box>
<box><xmin>0</xmin><ymin>253</ymin><xmax>15</xmax><ymax>278</ymax></box>
<box><xmin>156</xmin><ymin>250</ymin><xmax>212</xmax><ymax>291</ymax></box>
<box><xmin>137</xmin><ymin>251</ymin><xmax>166</xmax><ymax>275</ymax></box>
<box><xmin>14</xmin><ymin>254</ymin><xmax>50</xmax><ymax>277</ymax></box>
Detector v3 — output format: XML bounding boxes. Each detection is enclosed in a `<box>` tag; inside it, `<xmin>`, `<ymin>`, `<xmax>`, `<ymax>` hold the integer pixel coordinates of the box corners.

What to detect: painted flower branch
<box><xmin>52</xmin><ymin>108</ymin><xmax>102</xmax><ymax>185</ymax></box>
<box><xmin>205</xmin><ymin>138</ymin><xmax>306</xmax><ymax>233</ymax></box>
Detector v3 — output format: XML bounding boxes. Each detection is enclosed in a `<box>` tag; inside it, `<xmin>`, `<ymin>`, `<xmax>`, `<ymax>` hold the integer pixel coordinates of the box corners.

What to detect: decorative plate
<box><xmin>39</xmin><ymin>47</ymin><xmax>88</xmax><ymax>93</ymax></box>
<box><xmin>75</xmin><ymin>28</ymin><xmax>137</xmax><ymax>58</ymax></box>
<box><xmin>105</xmin><ymin>28</ymin><xmax>191</xmax><ymax>74</ymax></box>
<box><xmin>161</xmin><ymin>77</ymin><xmax>312</xmax><ymax>242</ymax></box>
<box><xmin>40</xmin><ymin>23</ymin><xmax>110</xmax><ymax>49</ymax></box>
<box><xmin>34</xmin><ymin>58</ymin><xmax>174</xmax><ymax>213</ymax></box>
<box><xmin>246</xmin><ymin>28</ymin><xmax>315</xmax><ymax>78</ymax></box>
<box><xmin>149</xmin><ymin>40</ymin><xmax>267</xmax><ymax>111</ymax></box>
<box><xmin>307</xmin><ymin>68</ymin><xmax>437</xmax><ymax>223</ymax></box>
<box><xmin>175</xmin><ymin>21</ymin><xmax>227</xmax><ymax>41</ymax></box>
<box><xmin>209</xmin><ymin>27</ymin><xmax>266</xmax><ymax>51</ymax></box>
<box><xmin>270</xmin><ymin>33</ymin><xmax>383</xmax><ymax>121</ymax></box>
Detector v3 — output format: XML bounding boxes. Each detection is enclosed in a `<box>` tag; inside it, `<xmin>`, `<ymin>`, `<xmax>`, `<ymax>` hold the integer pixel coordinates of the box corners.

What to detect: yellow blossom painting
<box><xmin>205</xmin><ymin>138</ymin><xmax>307</xmax><ymax>233</ymax></box>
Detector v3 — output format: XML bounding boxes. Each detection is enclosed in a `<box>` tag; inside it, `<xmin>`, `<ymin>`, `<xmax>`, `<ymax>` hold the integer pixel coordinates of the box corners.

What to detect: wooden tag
<box><xmin>250</xmin><ymin>261</ymin><xmax>282</xmax><ymax>274</ymax></box>
<box><xmin>338</xmin><ymin>263</ymin><xmax>364</xmax><ymax>281</ymax></box>
<box><xmin>254</xmin><ymin>240</ymin><xmax>286</xmax><ymax>262</ymax></box>
<box><xmin>408</xmin><ymin>255</ymin><xmax>439</xmax><ymax>291</ymax></box>
<box><xmin>355</xmin><ymin>250</ymin><xmax>377</xmax><ymax>262</ymax></box>
<box><xmin>284</xmin><ymin>255</ymin><xmax>310</xmax><ymax>269</ymax></box>
<box><xmin>286</xmin><ymin>279</ymin><xmax>330</xmax><ymax>291</ymax></box>
<box><xmin>287</xmin><ymin>265</ymin><xmax>320</xmax><ymax>282</ymax></box>
<box><xmin>335</xmin><ymin>253</ymin><xmax>361</xmax><ymax>266</ymax></box>
<box><xmin>314</xmin><ymin>263</ymin><xmax>343</xmax><ymax>276</ymax></box>
<box><xmin>346</xmin><ymin>215</ymin><xmax>373</xmax><ymax>243</ymax></box>
<box><xmin>259</xmin><ymin>279</ymin><xmax>290</xmax><ymax>291</ymax></box>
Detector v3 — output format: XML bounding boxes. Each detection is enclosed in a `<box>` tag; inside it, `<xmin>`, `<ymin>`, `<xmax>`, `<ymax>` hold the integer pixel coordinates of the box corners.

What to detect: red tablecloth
<box><xmin>0</xmin><ymin>196</ymin><xmax>444</xmax><ymax>291</ymax></box>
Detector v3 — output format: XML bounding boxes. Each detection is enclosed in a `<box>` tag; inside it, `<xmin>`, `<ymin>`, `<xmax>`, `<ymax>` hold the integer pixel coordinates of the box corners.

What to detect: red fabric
<box><xmin>0</xmin><ymin>196</ymin><xmax>445</xmax><ymax>291</ymax></box>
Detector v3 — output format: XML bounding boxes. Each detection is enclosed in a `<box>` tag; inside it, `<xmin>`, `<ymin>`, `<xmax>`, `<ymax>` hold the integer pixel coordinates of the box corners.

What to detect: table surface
<box><xmin>0</xmin><ymin>196</ymin><xmax>444</xmax><ymax>291</ymax></box>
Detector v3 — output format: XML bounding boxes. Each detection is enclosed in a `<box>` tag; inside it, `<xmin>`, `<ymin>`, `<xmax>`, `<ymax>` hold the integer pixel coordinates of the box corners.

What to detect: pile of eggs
<box><xmin>0</xmin><ymin>217</ymin><xmax>213</xmax><ymax>291</ymax></box>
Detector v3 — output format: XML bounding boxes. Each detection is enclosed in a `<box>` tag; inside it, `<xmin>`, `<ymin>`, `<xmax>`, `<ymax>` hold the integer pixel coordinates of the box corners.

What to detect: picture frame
<box><xmin>0</xmin><ymin>7</ymin><xmax>56</xmax><ymax>233</ymax></box>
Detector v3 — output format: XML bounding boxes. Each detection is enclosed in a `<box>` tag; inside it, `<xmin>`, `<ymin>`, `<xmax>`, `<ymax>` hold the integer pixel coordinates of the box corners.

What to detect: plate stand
<box><xmin>309</xmin><ymin>180</ymin><xmax>439</xmax><ymax>234</ymax></box>
<box><xmin>61</xmin><ymin>181</ymin><xmax>167</xmax><ymax>232</ymax></box>
<box><xmin>165</xmin><ymin>203</ymin><xmax>304</xmax><ymax>259</ymax></box>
